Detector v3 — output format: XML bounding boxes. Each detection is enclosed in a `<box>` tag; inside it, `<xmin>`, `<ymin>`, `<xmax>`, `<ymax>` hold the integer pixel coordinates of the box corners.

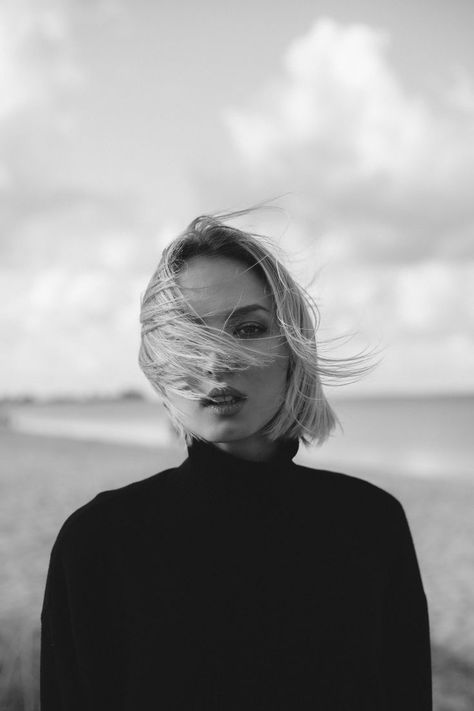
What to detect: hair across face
<box><xmin>165</xmin><ymin>255</ymin><xmax>291</xmax><ymax>446</ymax></box>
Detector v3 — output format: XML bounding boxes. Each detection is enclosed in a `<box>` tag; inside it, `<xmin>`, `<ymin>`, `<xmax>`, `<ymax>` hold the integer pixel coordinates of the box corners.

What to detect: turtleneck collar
<box><xmin>186</xmin><ymin>436</ymin><xmax>299</xmax><ymax>477</ymax></box>
<box><xmin>163</xmin><ymin>437</ymin><xmax>301</xmax><ymax>516</ymax></box>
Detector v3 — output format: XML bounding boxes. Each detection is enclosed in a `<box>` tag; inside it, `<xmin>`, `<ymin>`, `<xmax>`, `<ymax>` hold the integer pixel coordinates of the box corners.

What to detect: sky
<box><xmin>1</xmin><ymin>0</ymin><xmax>473</xmax><ymax>397</ymax></box>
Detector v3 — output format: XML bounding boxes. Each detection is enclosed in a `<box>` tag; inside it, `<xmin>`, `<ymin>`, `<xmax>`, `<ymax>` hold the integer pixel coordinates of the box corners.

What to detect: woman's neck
<box><xmin>212</xmin><ymin>435</ymin><xmax>279</xmax><ymax>463</ymax></box>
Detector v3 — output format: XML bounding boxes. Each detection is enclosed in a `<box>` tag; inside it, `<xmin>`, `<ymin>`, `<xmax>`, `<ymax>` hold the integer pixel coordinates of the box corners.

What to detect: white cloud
<box><xmin>220</xmin><ymin>18</ymin><xmax>474</xmax><ymax>393</ymax></box>
<box><xmin>0</xmin><ymin>193</ymin><xmax>180</xmax><ymax>395</ymax></box>
<box><xmin>0</xmin><ymin>0</ymin><xmax>81</xmax><ymax>121</ymax></box>
<box><xmin>393</xmin><ymin>261</ymin><xmax>472</xmax><ymax>335</ymax></box>
<box><xmin>0</xmin><ymin>0</ymin><xmax>85</xmax><ymax>193</ymax></box>
<box><xmin>315</xmin><ymin>259</ymin><xmax>474</xmax><ymax>336</ymax></box>
<box><xmin>447</xmin><ymin>66</ymin><xmax>474</xmax><ymax>113</ymax></box>
<box><xmin>2</xmin><ymin>14</ymin><xmax>473</xmax><ymax>396</ymax></box>
<box><xmin>225</xmin><ymin>18</ymin><xmax>474</xmax><ymax>261</ymax></box>
<box><xmin>226</xmin><ymin>19</ymin><xmax>430</xmax><ymax>180</ymax></box>
<box><xmin>0</xmin><ymin>259</ymin><xmax>145</xmax><ymax>395</ymax></box>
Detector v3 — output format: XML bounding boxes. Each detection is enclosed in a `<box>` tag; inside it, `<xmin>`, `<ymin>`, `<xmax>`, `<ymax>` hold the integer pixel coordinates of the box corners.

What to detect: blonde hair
<box><xmin>139</xmin><ymin>209</ymin><xmax>372</xmax><ymax>448</ymax></box>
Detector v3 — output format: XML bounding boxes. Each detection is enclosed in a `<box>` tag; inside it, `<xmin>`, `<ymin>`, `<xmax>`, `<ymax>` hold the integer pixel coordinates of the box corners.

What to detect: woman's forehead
<box><xmin>176</xmin><ymin>255</ymin><xmax>273</xmax><ymax>316</ymax></box>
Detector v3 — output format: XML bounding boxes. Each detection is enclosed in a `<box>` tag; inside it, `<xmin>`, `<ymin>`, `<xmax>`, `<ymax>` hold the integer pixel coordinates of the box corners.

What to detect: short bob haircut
<box><xmin>139</xmin><ymin>209</ymin><xmax>370</xmax><ymax>448</ymax></box>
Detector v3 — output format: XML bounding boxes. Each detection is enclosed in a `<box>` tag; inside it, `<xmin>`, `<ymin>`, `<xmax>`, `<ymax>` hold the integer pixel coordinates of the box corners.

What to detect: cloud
<box><xmin>0</xmin><ymin>0</ymin><xmax>148</xmax><ymax>395</ymax></box>
<box><xmin>221</xmin><ymin>19</ymin><xmax>474</xmax><ymax>392</ymax></box>
<box><xmin>0</xmin><ymin>0</ymin><xmax>82</xmax><ymax>122</ymax></box>
<box><xmin>447</xmin><ymin>66</ymin><xmax>474</xmax><ymax>113</ymax></box>
<box><xmin>224</xmin><ymin>18</ymin><xmax>474</xmax><ymax>263</ymax></box>
<box><xmin>0</xmin><ymin>183</ymin><xmax>177</xmax><ymax>395</ymax></box>
<box><xmin>1</xmin><ymin>13</ymin><xmax>473</xmax><ymax>396</ymax></box>
<box><xmin>0</xmin><ymin>0</ymin><xmax>86</xmax><ymax>196</ymax></box>
<box><xmin>315</xmin><ymin>259</ymin><xmax>474</xmax><ymax>338</ymax></box>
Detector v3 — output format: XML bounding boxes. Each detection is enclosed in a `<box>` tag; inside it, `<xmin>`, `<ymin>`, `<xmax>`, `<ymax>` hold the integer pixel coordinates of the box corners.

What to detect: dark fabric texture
<box><xmin>40</xmin><ymin>437</ymin><xmax>432</xmax><ymax>710</ymax></box>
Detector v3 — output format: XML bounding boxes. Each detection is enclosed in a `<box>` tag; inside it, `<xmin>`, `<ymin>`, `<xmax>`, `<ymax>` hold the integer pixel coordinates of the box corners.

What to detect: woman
<box><xmin>40</xmin><ymin>211</ymin><xmax>432</xmax><ymax>710</ymax></box>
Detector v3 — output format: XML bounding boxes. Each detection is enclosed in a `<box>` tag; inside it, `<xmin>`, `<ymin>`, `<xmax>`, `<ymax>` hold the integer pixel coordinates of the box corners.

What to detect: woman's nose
<box><xmin>205</xmin><ymin>348</ymin><xmax>232</xmax><ymax>376</ymax></box>
<box><xmin>206</xmin><ymin>354</ymin><xmax>225</xmax><ymax>376</ymax></box>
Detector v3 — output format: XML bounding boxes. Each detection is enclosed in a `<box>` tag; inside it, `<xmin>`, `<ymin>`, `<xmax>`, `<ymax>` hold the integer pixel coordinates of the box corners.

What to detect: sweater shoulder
<box><xmin>292</xmin><ymin>462</ymin><xmax>404</xmax><ymax>518</ymax></box>
<box><xmin>53</xmin><ymin>465</ymin><xmax>179</xmax><ymax>550</ymax></box>
<box><xmin>291</xmin><ymin>464</ymin><xmax>410</xmax><ymax>554</ymax></box>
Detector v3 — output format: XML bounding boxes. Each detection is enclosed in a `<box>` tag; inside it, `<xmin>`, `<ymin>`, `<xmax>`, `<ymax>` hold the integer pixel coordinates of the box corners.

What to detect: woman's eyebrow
<box><xmin>188</xmin><ymin>304</ymin><xmax>270</xmax><ymax>322</ymax></box>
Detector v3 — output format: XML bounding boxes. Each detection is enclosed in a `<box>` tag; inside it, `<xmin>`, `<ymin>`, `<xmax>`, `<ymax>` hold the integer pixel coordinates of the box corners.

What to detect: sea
<box><xmin>2</xmin><ymin>394</ymin><xmax>473</xmax><ymax>480</ymax></box>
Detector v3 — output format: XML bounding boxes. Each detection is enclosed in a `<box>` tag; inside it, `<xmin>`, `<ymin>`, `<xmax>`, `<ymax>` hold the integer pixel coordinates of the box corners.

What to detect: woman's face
<box><xmin>165</xmin><ymin>255</ymin><xmax>290</xmax><ymax>460</ymax></box>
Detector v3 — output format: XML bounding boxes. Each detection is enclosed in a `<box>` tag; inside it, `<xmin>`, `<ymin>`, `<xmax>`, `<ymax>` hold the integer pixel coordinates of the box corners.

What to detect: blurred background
<box><xmin>0</xmin><ymin>1</ymin><xmax>473</xmax><ymax>709</ymax></box>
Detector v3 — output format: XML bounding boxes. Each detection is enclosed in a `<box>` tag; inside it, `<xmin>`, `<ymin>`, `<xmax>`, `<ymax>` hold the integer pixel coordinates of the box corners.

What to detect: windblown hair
<box><xmin>139</xmin><ymin>209</ymin><xmax>372</xmax><ymax>447</ymax></box>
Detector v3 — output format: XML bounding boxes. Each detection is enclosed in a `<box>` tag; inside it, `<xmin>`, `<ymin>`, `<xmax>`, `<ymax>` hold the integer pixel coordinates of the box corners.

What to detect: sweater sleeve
<box><xmin>40</xmin><ymin>507</ymin><xmax>128</xmax><ymax>711</ymax></box>
<box><xmin>40</xmin><ymin>536</ymin><xmax>88</xmax><ymax>711</ymax></box>
<box><xmin>380</xmin><ymin>499</ymin><xmax>432</xmax><ymax>711</ymax></box>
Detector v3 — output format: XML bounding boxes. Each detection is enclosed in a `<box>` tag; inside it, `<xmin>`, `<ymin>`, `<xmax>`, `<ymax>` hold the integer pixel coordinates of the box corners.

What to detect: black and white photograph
<box><xmin>1</xmin><ymin>1</ymin><xmax>473</xmax><ymax>709</ymax></box>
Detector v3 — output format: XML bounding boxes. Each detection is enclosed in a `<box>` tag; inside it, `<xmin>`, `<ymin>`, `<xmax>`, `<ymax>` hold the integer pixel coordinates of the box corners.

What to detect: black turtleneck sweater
<box><xmin>40</xmin><ymin>438</ymin><xmax>432</xmax><ymax>710</ymax></box>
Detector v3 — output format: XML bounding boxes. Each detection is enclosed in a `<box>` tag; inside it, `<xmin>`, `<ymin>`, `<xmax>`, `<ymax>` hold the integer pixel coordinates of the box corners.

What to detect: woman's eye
<box><xmin>234</xmin><ymin>323</ymin><xmax>267</xmax><ymax>338</ymax></box>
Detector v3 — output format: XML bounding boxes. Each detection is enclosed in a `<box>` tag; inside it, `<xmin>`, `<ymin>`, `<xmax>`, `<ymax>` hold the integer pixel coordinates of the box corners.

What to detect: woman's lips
<box><xmin>202</xmin><ymin>394</ymin><xmax>246</xmax><ymax>407</ymax></box>
<box><xmin>201</xmin><ymin>386</ymin><xmax>246</xmax><ymax>405</ymax></box>
<box><xmin>204</xmin><ymin>386</ymin><xmax>245</xmax><ymax>402</ymax></box>
<box><xmin>203</xmin><ymin>397</ymin><xmax>247</xmax><ymax>415</ymax></box>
